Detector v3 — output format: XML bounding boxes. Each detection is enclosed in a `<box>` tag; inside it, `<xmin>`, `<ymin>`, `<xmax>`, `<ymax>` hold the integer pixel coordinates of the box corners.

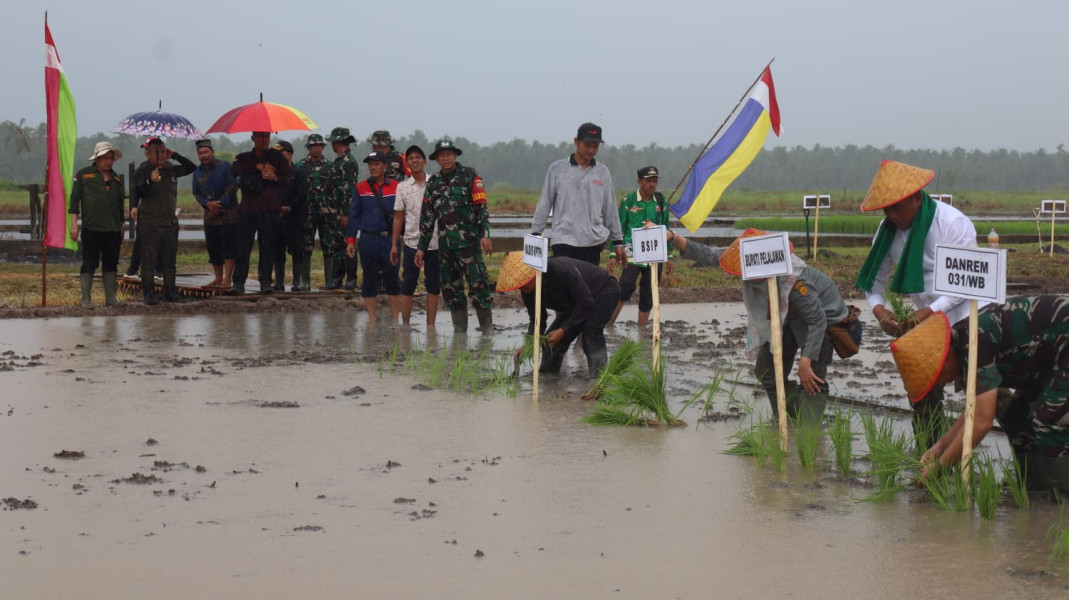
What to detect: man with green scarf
<box><xmin>854</xmin><ymin>159</ymin><xmax>981</xmax><ymax>449</ymax></box>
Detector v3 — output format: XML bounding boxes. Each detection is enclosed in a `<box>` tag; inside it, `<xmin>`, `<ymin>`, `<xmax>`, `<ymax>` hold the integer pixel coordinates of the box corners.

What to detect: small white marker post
<box><xmin>632</xmin><ymin>226</ymin><xmax>669</xmax><ymax>370</ymax></box>
<box><xmin>1040</xmin><ymin>200</ymin><xmax>1066</xmax><ymax>257</ymax></box>
<box><xmin>522</xmin><ymin>235</ymin><xmax>549</xmax><ymax>400</ymax></box>
<box><xmin>934</xmin><ymin>244</ymin><xmax>1007</xmax><ymax>492</ymax></box>
<box><xmin>802</xmin><ymin>195</ymin><xmax>830</xmax><ymax>259</ymax></box>
<box><xmin>740</xmin><ymin>232</ymin><xmax>793</xmax><ymax>449</ymax></box>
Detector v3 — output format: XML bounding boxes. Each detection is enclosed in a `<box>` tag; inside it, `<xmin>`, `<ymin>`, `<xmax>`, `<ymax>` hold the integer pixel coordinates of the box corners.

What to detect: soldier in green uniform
<box><xmin>414</xmin><ymin>139</ymin><xmax>494</xmax><ymax>334</ymax></box>
<box><xmin>132</xmin><ymin>138</ymin><xmax>196</xmax><ymax>305</ymax></box>
<box><xmin>327</xmin><ymin>127</ymin><xmax>359</xmax><ymax>290</ymax></box>
<box><xmin>369</xmin><ymin>130</ymin><xmax>408</xmax><ymax>182</ymax></box>
<box><xmin>294</xmin><ymin>134</ymin><xmax>334</xmax><ymax>291</ymax></box>
<box><xmin>69</xmin><ymin>142</ymin><xmax>125</xmax><ymax>307</ymax></box>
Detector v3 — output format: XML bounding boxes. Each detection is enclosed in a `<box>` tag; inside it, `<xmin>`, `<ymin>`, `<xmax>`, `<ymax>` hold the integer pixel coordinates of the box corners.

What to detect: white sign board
<box><xmin>802</xmin><ymin>194</ymin><xmax>831</xmax><ymax>209</ymax></box>
<box><xmin>522</xmin><ymin>234</ymin><xmax>549</xmax><ymax>272</ymax></box>
<box><xmin>740</xmin><ymin>232</ymin><xmax>792</xmax><ymax>281</ymax></box>
<box><xmin>933</xmin><ymin>245</ymin><xmax>1007</xmax><ymax>304</ymax></box>
<box><xmin>631</xmin><ymin>226</ymin><xmax>668</xmax><ymax>264</ymax></box>
<box><xmin>1040</xmin><ymin>199</ymin><xmax>1067</xmax><ymax>214</ymax></box>
<box><xmin>932</xmin><ymin>194</ymin><xmax>954</xmax><ymax>206</ymax></box>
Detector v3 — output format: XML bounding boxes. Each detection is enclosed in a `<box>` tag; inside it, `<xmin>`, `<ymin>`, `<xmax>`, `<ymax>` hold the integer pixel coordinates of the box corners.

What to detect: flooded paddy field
<box><xmin>1</xmin><ymin>304</ymin><xmax>1066</xmax><ymax>599</ymax></box>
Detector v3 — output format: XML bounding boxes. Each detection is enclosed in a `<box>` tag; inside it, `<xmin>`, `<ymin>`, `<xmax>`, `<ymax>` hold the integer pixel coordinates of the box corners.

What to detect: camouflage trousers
<box><xmin>438</xmin><ymin>244</ymin><xmax>492</xmax><ymax>310</ymax></box>
<box><xmin>305</xmin><ymin>211</ymin><xmax>346</xmax><ymax>257</ymax></box>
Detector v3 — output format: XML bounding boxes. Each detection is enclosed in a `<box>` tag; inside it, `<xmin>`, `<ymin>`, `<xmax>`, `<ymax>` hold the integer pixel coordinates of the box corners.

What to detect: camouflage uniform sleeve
<box><xmin>417</xmin><ymin>181</ymin><xmax>437</xmax><ymax>252</ymax></box>
<box><xmin>470</xmin><ymin>170</ymin><xmax>490</xmax><ymax>238</ymax></box>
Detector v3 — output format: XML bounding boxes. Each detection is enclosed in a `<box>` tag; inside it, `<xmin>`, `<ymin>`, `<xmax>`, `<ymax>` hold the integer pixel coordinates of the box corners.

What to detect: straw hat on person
<box><xmin>495</xmin><ymin>251</ymin><xmax>536</xmax><ymax>293</ymax></box>
<box><xmin>859</xmin><ymin>159</ymin><xmax>936</xmax><ymax>212</ymax></box>
<box><xmin>889</xmin><ymin>312</ymin><xmax>952</xmax><ymax>402</ymax></box>
<box><xmin>88</xmin><ymin>141</ymin><xmax>122</xmax><ymax>161</ymax></box>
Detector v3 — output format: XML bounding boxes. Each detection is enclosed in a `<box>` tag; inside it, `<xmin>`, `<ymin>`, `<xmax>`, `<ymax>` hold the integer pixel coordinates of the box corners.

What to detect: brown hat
<box><xmin>717</xmin><ymin>229</ymin><xmax>793</xmax><ymax>276</ymax></box>
<box><xmin>495</xmin><ymin>251</ymin><xmax>536</xmax><ymax>293</ymax></box>
<box><xmin>890</xmin><ymin>312</ymin><xmax>952</xmax><ymax>403</ymax></box>
<box><xmin>859</xmin><ymin>160</ymin><xmax>936</xmax><ymax>211</ymax></box>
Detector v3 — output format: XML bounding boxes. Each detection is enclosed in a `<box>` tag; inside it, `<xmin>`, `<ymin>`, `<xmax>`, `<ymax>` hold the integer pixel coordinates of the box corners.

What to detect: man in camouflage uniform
<box><xmin>294</xmin><ymin>134</ymin><xmax>335</xmax><ymax>291</ymax></box>
<box><xmin>369</xmin><ymin>130</ymin><xmax>409</xmax><ymax>182</ymax></box>
<box><xmin>891</xmin><ymin>295</ymin><xmax>1069</xmax><ymax>499</ymax></box>
<box><xmin>414</xmin><ymin>139</ymin><xmax>494</xmax><ymax>334</ymax></box>
<box><xmin>327</xmin><ymin>127</ymin><xmax>359</xmax><ymax>290</ymax></box>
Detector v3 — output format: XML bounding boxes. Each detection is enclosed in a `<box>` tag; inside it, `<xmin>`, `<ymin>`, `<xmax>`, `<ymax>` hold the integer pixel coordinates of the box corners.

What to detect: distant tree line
<box><xmin>3</xmin><ymin>120</ymin><xmax>1069</xmax><ymax>194</ymax></box>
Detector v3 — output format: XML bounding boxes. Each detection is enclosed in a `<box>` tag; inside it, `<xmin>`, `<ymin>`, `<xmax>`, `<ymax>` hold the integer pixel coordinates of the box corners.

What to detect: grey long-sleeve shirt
<box><xmin>531</xmin><ymin>155</ymin><xmax>623</xmax><ymax>249</ymax></box>
<box><xmin>679</xmin><ymin>239</ymin><xmax>848</xmax><ymax>360</ymax></box>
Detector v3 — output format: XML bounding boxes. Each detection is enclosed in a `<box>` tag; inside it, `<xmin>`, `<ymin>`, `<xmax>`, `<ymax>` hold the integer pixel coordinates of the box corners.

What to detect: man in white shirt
<box><xmin>855</xmin><ymin>159</ymin><xmax>982</xmax><ymax>449</ymax></box>
<box><xmin>390</xmin><ymin>145</ymin><xmax>440</xmax><ymax>326</ymax></box>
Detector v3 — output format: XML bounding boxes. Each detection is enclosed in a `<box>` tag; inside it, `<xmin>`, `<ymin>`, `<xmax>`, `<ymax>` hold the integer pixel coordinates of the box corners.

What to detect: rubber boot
<box><xmin>586</xmin><ymin>347</ymin><xmax>608</xmax><ymax>379</ymax></box>
<box><xmin>450</xmin><ymin>308</ymin><xmax>468</xmax><ymax>333</ymax></box>
<box><xmin>323</xmin><ymin>254</ymin><xmax>345</xmax><ymax>290</ymax></box>
<box><xmin>102</xmin><ymin>272</ymin><xmax>120</xmax><ymax>306</ymax></box>
<box><xmin>766</xmin><ymin>381</ymin><xmax>799</xmax><ymax>419</ymax></box>
<box><xmin>300</xmin><ymin>255</ymin><xmax>312</xmax><ymax>291</ymax></box>
<box><xmin>539</xmin><ymin>345</ymin><xmax>565</xmax><ymax>373</ymax></box>
<box><xmin>792</xmin><ymin>390</ymin><xmax>828</xmax><ymax>425</ymax></box>
<box><xmin>274</xmin><ymin>258</ymin><xmax>286</xmax><ymax>292</ymax></box>
<box><xmin>475</xmin><ymin>307</ymin><xmax>493</xmax><ymax>335</ymax></box>
<box><xmin>79</xmin><ymin>273</ymin><xmax>93</xmax><ymax>307</ymax></box>
<box><xmin>322</xmin><ymin>255</ymin><xmax>334</xmax><ymax>289</ymax></box>
<box><xmin>343</xmin><ymin>255</ymin><xmax>358</xmax><ymax>291</ymax></box>
<box><xmin>1012</xmin><ymin>447</ymin><xmax>1052</xmax><ymax>492</ymax></box>
<box><xmin>291</xmin><ymin>255</ymin><xmax>303</xmax><ymax>292</ymax></box>
<box><xmin>1044</xmin><ymin>456</ymin><xmax>1069</xmax><ymax>502</ymax></box>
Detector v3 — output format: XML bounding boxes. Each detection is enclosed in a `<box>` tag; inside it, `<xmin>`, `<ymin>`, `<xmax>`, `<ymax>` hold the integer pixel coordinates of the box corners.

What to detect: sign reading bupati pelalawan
<box><xmin>740</xmin><ymin>232</ymin><xmax>792</xmax><ymax>281</ymax></box>
<box><xmin>933</xmin><ymin>244</ymin><xmax>1007</xmax><ymax>304</ymax></box>
<box><xmin>631</xmin><ymin>226</ymin><xmax>668</xmax><ymax>264</ymax></box>
<box><xmin>522</xmin><ymin>234</ymin><xmax>549</xmax><ymax>272</ymax></box>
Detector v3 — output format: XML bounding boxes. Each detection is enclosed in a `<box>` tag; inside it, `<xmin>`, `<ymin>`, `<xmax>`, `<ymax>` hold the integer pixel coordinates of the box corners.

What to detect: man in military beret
<box><xmin>292</xmin><ymin>133</ymin><xmax>333</xmax><ymax>291</ymax></box>
<box><xmin>414</xmin><ymin>139</ymin><xmax>494</xmax><ymax>334</ymax></box>
<box><xmin>369</xmin><ymin>130</ymin><xmax>409</xmax><ymax>182</ymax></box>
<box><xmin>327</xmin><ymin>127</ymin><xmax>359</xmax><ymax>291</ymax></box>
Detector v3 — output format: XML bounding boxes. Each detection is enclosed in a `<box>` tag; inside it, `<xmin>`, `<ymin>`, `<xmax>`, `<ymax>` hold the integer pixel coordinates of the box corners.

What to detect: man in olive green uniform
<box><xmin>369</xmin><ymin>130</ymin><xmax>408</xmax><ymax>182</ymax></box>
<box><xmin>327</xmin><ymin>127</ymin><xmax>359</xmax><ymax>290</ymax></box>
<box><xmin>294</xmin><ymin>134</ymin><xmax>333</xmax><ymax>291</ymax></box>
<box><xmin>131</xmin><ymin>138</ymin><xmax>196</xmax><ymax>304</ymax></box>
<box><xmin>69</xmin><ymin>142</ymin><xmax>125</xmax><ymax>306</ymax></box>
<box><xmin>414</xmin><ymin>139</ymin><xmax>494</xmax><ymax>334</ymax></box>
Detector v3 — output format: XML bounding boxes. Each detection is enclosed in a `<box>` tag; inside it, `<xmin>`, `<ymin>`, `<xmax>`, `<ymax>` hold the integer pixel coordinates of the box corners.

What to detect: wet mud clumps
<box><xmin>53</xmin><ymin>450</ymin><xmax>85</xmax><ymax>459</ymax></box>
<box><xmin>2</xmin><ymin>497</ymin><xmax>38</xmax><ymax>510</ymax></box>
<box><xmin>111</xmin><ymin>473</ymin><xmax>163</xmax><ymax>485</ymax></box>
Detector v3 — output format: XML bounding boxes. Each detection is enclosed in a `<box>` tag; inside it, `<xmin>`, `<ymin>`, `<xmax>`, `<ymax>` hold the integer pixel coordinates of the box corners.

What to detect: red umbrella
<box><xmin>206</xmin><ymin>93</ymin><xmax>318</xmax><ymax>134</ymax></box>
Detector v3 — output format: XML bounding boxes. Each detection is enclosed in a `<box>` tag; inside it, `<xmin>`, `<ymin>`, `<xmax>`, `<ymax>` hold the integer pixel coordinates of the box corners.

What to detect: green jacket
<box><xmin>69</xmin><ymin>164</ymin><xmax>125</xmax><ymax>232</ymax></box>
<box><xmin>619</xmin><ymin>190</ymin><xmax>672</xmax><ymax>266</ymax></box>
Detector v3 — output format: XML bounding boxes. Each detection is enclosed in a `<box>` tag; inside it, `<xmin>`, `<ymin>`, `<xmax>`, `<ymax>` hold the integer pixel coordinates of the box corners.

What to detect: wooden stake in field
<box><xmin>631</xmin><ymin>226</ymin><xmax>670</xmax><ymax>370</ymax></box>
<box><xmin>532</xmin><ymin>270</ymin><xmax>542</xmax><ymax>400</ymax></box>
<box><xmin>767</xmin><ymin>276</ymin><xmax>789</xmax><ymax>449</ymax></box>
<box><xmin>522</xmin><ymin>234</ymin><xmax>550</xmax><ymax>401</ymax></box>
<box><xmin>960</xmin><ymin>299</ymin><xmax>980</xmax><ymax>492</ymax></box>
<box><xmin>651</xmin><ymin>263</ymin><xmax>661</xmax><ymax>371</ymax></box>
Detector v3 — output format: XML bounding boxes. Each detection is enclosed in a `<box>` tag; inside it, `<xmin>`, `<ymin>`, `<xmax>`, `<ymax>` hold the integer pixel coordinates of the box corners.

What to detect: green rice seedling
<box><xmin>860</xmin><ymin>412</ymin><xmax>917</xmax><ymax>498</ymax></box>
<box><xmin>1005</xmin><ymin>454</ymin><xmax>1031</xmax><ymax>510</ymax></box>
<box><xmin>765</xmin><ymin>425</ymin><xmax>788</xmax><ymax>473</ymax></box>
<box><xmin>829</xmin><ymin>406</ymin><xmax>855</xmax><ymax>478</ymax></box>
<box><xmin>581</xmin><ymin>404</ymin><xmax>647</xmax><ymax>427</ymax></box>
<box><xmin>922</xmin><ymin>463</ymin><xmax>972</xmax><ymax>512</ymax></box>
<box><xmin>679</xmin><ymin>372</ymin><xmax>724</xmax><ymax>417</ymax></box>
<box><xmin>972</xmin><ymin>453</ymin><xmax>1003</xmax><ymax>520</ymax></box>
<box><xmin>1046</xmin><ymin>509</ymin><xmax>1069</xmax><ymax>574</ymax></box>
<box><xmin>581</xmin><ymin>339</ymin><xmax>643</xmax><ymax>401</ymax></box>
<box><xmin>724</xmin><ymin>422</ymin><xmax>775</xmax><ymax>468</ymax></box>
<box><xmin>886</xmin><ymin>292</ymin><xmax>915</xmax><ymax>329</ymax></box>
<box><xmin>581</xmin><ymin>358</ymin><xmax>685</xmax><ymax>427</ymax></box>
<box><xmin>795</xmin><ymin>421</ymin><xmax>824</xmax><ymax>473</ymax></box>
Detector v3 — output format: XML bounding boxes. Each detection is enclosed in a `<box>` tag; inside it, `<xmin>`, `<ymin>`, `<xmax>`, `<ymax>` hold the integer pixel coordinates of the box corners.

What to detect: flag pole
<box><xmin>664</xmin><ymin>58</ymin><xmax>776</xmax><ymax>204</ymax></box>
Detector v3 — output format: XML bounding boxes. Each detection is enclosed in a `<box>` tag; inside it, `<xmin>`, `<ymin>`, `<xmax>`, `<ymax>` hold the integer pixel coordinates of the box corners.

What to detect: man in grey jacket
<box><xmin>531</xmin><ymin>122</ymin><xmax>627</xmax><ymax>268</ymax></box>
<box><xmin>669</xmin><ymin>229</ymin><xmax>854</xmax><ymax>421</ymax></box>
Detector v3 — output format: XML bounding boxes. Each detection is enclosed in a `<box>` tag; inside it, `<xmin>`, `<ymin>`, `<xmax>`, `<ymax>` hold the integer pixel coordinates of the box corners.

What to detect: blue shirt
<box><xmin>192</xmin><ymin>159</ymin><xmax>237</xmax><ymax>210</ymax></box>
<box><xmin>346</xmin><ymin>177</ymin><xmax>398</xmax><ymax>240</ymax></box>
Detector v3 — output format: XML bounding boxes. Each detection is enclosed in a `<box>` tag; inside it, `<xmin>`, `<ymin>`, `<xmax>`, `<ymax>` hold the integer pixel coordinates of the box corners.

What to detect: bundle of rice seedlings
<box><xmin>830</xmin><ymin>407</ymin><xmax>855</xmax><ymax>478</ymax></box>
<box><xmin>1046</xmin><ymin>510</ymin><xmax>1069</xmax><ymax>574</ymax></box>
<box><xmin>580</xmin><ymin>356</ymin><xmax>685</xmax><ymax>427</ymax></box>
<box><xmin>972</xmin><ymin>453</ymin><xmax>1003</xmax><ymax>520</ymax></box>
<box><xmin>581</xmin><ymin>339</ymin><xmax>643</xmax><ymax>401</ymax></box>
<box><xmin>1006</xmin><ymin>455</ymin><xmax>1031</xmax><ymax>510</ymax></box>
<box><xmin>860</xmin><ymin>412</ymin><xmax>917</xmax><ymax>500</ymax></box>
<box><xmin>795</xmin><ymin>422</ymin><xmax>823</xmax><ymax>473</ymax></box>
<box><xmin>886</xmin><ymin>292</ymin><xmax>915</xmax><ymax>331</ymax></box>
<box><xmin>922</xmin><ymin>463</ymin><xmax>971</xmax><ymax>512</ymax></box>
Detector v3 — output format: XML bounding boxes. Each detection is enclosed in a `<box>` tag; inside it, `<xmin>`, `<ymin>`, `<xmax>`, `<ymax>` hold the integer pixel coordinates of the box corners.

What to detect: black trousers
<box><xmin>551</xmin><ymin>243</ymin><xmax>604</xmax><ymax>266</ymax></box>
<box><xmin>140</xmin><ymin>221</ymin><xmax>178</xmax><ymax>294</ymax></box>
<box><xmin>234</xmin><ymin>210</ymin><xmax>280</xmax><ymax>287</ymax></box>
<box><xmin>79</xmin><ymin>229</ymin><xmax>121</xmax><ymax>274</ymax></box>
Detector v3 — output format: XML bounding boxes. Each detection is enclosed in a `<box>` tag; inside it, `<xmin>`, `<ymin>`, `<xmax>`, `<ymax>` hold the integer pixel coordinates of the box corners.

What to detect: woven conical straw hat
<box><xmin>890</xmin><ymin>312</ymin><xmax>951</xmax><ymax>402</ymax></box>
<box><xmin>495</xmin><ymin>251</ymin><xmax>536</xmax><ymax>293</ymax></box>
<box><xmin>859</xmin><ymin>160</ymin><xmax>936</xmax><ymax>211</ymax></box>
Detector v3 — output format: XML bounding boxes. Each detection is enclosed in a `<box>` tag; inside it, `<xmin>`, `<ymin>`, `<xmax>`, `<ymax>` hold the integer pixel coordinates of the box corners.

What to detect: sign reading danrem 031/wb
<box><xmin>933</xmin><ymin>244</ymin><xmax>1007</xmax><ymax>304</ymax></box>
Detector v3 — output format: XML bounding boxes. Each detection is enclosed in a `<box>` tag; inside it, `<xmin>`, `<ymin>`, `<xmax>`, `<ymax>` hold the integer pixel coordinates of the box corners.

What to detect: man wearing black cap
<box><xmin>607</xmin><ymin>166</ymin><xmax>673</xmax><ymax>328</ymax></box>
<box><xmin>229</xmin><ymin>131</ymin><xmax>291</xmax><ymax>294</ymax></box>
<box><xmin>327</xmin><ymin>127</ymin><xmax>360</xmax><ymax>291</ymax></box>
<box><xmin>345</xmin><ymin>151</ymin><xmax>401</xmax><ymax>323</ymax></box>
<box><xmin>192</xmin><ymin>138</ymin><xmax>238</xmax><ymax>291</ymax></box>
<box><xmin>531</xmin><ymin>122</ymin><xmax>626</xmax><ymax>268</ymax></box>
<box><xmin>131</xmin><ymin>138</ymin><xmax>196</xmax><ymax>304</ymax></box>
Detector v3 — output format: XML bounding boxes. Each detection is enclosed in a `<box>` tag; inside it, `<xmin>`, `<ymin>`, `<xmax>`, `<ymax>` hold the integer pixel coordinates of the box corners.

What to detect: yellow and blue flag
<box><xmin>671</xmin><ymin>67</ymin><xmax>781</xmax><ymax>232</ymax></box>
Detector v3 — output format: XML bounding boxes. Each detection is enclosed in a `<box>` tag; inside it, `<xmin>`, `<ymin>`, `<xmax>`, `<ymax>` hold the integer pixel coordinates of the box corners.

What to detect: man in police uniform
<box><xmin>327</xmin><ymin>127</ymin><xmax>359</xmax><ymax>290</ymax></box>
<box><xmin>294</xmin><ymin>134</ymin><xmax>334</xmax><ymax>291</ymax></box>
<box><xmin>414</xmin><ymin>139</ymin><xmax>494</xmax><ymax>334</ymax></box>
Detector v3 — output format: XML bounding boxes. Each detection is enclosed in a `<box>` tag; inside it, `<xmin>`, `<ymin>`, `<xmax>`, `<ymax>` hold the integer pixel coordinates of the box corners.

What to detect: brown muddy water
<box><xmin>2</xmin><ymin>304</ymin><xmax>1067</xmax><ymax>599</ymax></box>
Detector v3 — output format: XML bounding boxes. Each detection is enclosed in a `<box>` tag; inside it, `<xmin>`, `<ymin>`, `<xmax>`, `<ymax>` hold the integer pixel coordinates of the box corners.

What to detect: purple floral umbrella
<box><xmin>113</xmin><ymin>101</ymin><xmax>203</xmax><ymax>139</ymax></box>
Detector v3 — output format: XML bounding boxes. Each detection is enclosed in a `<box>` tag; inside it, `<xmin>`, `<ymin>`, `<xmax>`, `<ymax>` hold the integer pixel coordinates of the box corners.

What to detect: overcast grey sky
<box><xmin>7</xmin><ymin>0</ymin><xmax>1066</xmax><ymax>151</ymax></box>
